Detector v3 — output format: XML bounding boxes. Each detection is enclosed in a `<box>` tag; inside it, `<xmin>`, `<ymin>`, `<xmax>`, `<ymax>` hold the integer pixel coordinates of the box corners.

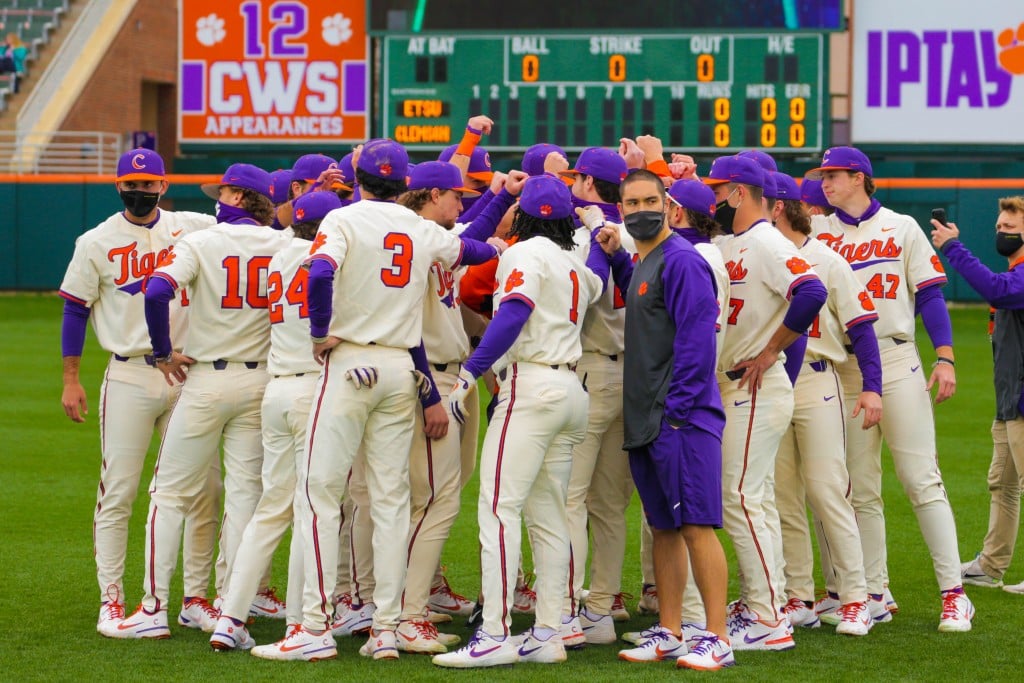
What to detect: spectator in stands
<box><xmin>0</xmin><ymin>33</ymin><xmax>27</xmax><ymax>93</ymax></box>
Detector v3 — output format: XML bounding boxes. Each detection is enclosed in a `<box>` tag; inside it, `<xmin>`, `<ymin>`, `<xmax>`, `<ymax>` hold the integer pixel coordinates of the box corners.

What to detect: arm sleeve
<box><xmin>585</xmin><ymin>229</ymin><xmax>610</xmax><ymax>294</ymax></box>
<box><xmin>458</xmin><ymin>189</ymin><xmax>495</xmax><ymax>224</ymax></box>
<box><xmin>663</xmin><ymin>257</ymin><xmax>719</xmax><ymax>422</ymax></box>
<box><xmin>609</xmin><ymin>248</ymin><xmax>634</xmax><ymax>295</ymax></box>
<box><xmin>782</xmin><ymin>278</ymin><xmax>828</xmax><ymax>333</ymax></box>
<box><xmin>462</xmin><ymin>298</ymin><xmax>532</xmax><ymax>378</ymax></box>
<box><xmin>914</xmin><ymin>284</ymin><xmax>953</xmax><ymax>349</ymax></box>
<box><xmin>456</xmin><ymin>236</ymin><xmax>500</xmax><ymax>266</ymax></box>
<box><xmin>144</xmin><ymin>276</ymin><xmax>177</xmax><ymax>357</ymax></box>
<box><xmin>61</xmin><ymin>299</ymin><xmax>91</xmax><ymax>357</ymax></box>
<box><xmin>782</xmin><ymin>334</ymin><xmax>807</xmax><ymax>386</ymax></box>
<box><xmin>409</xmin><ymin>341</ymin><xmax>441</xmax><ymax>408</ymax></box>
<box><xmin>307</xmin><ymin>258</ymin><xmax>336</xmax><ymax>338</ymax></box>
<box><xmin>941</xmin><ymin>240</ymin><xmax>1024</xmax><ymax>309</ymax></box>
<box><xmin>847</xmin><ymin>319</ymin><xmax>883</xmax><ymax>394</ymax></box>
<box><xmin>460</xmin><ymin>189</ymin><xmax>516</xmax><ymax>243</ymax></box>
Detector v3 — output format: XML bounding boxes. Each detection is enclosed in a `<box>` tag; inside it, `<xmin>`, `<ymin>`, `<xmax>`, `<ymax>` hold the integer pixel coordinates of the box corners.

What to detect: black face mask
<box><xmin>623</xmin><ymin>210</ymin><xmax>665</xmax><ymax>241</ymax></box>
<box><xmin>120</xmin><ymin>189</ymin><xmax>160</xmax><ymax>218</ymax></box>
<box><xmin>996</xmin><ymin>231</ymin><xmax>1023</xmax><ymax>257</ymax></box>
<box><xmin>715</xmin><ymin>200</ymin><xmax>736</xmax><ymax>234</ymax></box>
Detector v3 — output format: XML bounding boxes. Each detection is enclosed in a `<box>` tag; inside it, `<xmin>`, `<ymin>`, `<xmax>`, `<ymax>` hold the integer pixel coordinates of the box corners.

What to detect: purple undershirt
<box><xmin>914</xmin><ymin>284</ymin><xmax>953</xmax><ymax>349</ymax></box>
<box><xmin>307</xmin><ymin>259</ymin><xmax>335</xmax><ymax>339</ymax></box>
<box><xmin>144</xmin><ymin>276</ymin><xmax>177</xmax><ymax>357</ymax></box>
<box><xmin>834</xmin><ymin>198</ymin><xmax>883</xmax><ymax>227</ymax></box>
<box><xmin>409</xmin><ymin>341</ymin><xmax>441</xmax><ymax>408</ymax></box>
<box><xmin>571</xmin><ymin>195</ymin><xmax>621</xmax><ymax>224</ymax></box>
<box><xmin>462</xmin><ymin>298</ymin><xmax>533</xmax><ymax>378</ymax></box>
<box><xmin>783</xmin><ymin>334</ymin><xmax>808</xmax><ymax>386</ymax></box>
<box><xmin>216</xmin><ymin>203</ymin><xmax>261</xmax><ymax>225</ymax></box>
<box><xmin>782</xmin><ymin>278</ymin><xmax>828</xmax><ymax>332</ymax></box>
<box><xmin>847</xmin><ymin>320</ymin><xmax>883</xmax><ymax>394</ymax></box>
<box><xmin>941</xmin><ymin>240</ymin><xmax>1024</xmax><ymax>309</ymax></box>
<box><xmin>459</xmin><ymin>188</ymin><xmax>494</xmax><ymax>223</ymax></box>
<box><xmin>586</xmin><ymin>228</ymin><xmax>611</xmax><ymax>294</ymax></box>
<box><xmin>609</xmin><ymin>248</ymin><xmax>634</xmax><ymax>294</ymax></box>
<box><xmin>61</xmin><ymin>299</ymin><xmax>90</xmax><ymax>356</ymax></box>
<box><xmin>671</xmin><ymin>226</ymin><xmax>711</xmax><ymax>246</ymax></box>
<box><xmin>459</xmin><ymin>188</ymin><xmax>516</xmax><ymax>243</ymax></box>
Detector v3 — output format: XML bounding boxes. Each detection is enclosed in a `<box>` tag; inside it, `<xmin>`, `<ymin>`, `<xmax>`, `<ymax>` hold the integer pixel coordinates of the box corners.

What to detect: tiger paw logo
<box><xmin>998</xmin><ymin>23</ymin><xmax>1024</xmax><ymax>74</ymax></box>
<box><xmin>931</xmin><ymin>254</ymin><xmax>946</xmax><ymax>273</ymax></box>
<box><xmin>638</xmin><ymin>281</ymin><xmax>649</xmax><ymax>296</ymax></box>
<box><xmin>504</xmin><ymin>268</ymin><xmax>525</xmax><ymax>293</ymax></box>
<box><xmin>309</xmin><ymin>232</ymin><xmax>327</xmax><ymax>255</ymax></box>
<box><xmin>156</xmin><ymin>249</ymin><xmax>176</xmax><ymax>268</ymax></box>
<box><xmin>858</xmin><ymin>291</ymin><xmax>876</xmax><ymax>312</ymax></box>
<box><xmin>786</xmin><ymin>257</ymin><xmax>811</xmax><ymax>275</ymax></box>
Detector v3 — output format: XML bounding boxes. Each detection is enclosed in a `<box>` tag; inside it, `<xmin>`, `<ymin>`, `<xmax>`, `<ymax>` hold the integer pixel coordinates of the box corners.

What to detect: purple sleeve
<box><xmin>456</xmin><ymin>236</ymin><xmax>500</xmax><ymax>266</ymax></box>
<box><xmin>609</xmin><ymin>248</ymin><xmax>634</xmax><ymax>294</ymax></box>
<box><xmin>61</xmin><ymin>299</ymin><xmax>90</xmax><ymax>357</ymax></box>
<box><xmin>914</xmin><ymin>284</ymin><xmax>953</xmax><ymax>349</ymax></box>
<box><xmin>459</xmin><ymin>189</ymin><xmax>495</xmax><ymax>224</ymax></box>
<box><xmin>462</xmin><ymin>298</ymin><xmax>532</xmax><ymax>378</ymax></box>
<box><xmin>941</xmin><ymin>240</ymin><xmax>1024</xmax><ymax>308</ymax></box>
<box><xmin>783</xmin><ymin>334</ymin><xmax>807</xmax><ymax>386</ymax></box>
<box><xmin>585</xmin><ymin>229</ymin><xmax>610</xmax><ymax>293</ymax></box>
<box><xmin>847</xmin><ymin>319</ymin><xmax>883</xmax><ymax>394</ymax></box>
<box><xmin>409</xmin><ymin>341</ymin><xmax>441</xmax><ymax>408</ymax></box>
<box><xmin>782</xmin><ymin>278</ymin><xmax>827</xmax><ymax>333</ymax></box>
<box><xmin>144</xmin><ymin>276</ymin><xmax>177</xmax><ymax>357</ymax></box>
<box><xmin>307</xmin><ymin>259</ymin><xmax>336</xmax><ymax>338</ymax></box>
<box><xmin>460</xmin><ymin>189</ymin><xmax>516</xmax><ymax>243</ymax></box>
<box><xmin>663</xmin><ymin>256</ymin><xmax>718</xmax><ymax>422</ymax></box>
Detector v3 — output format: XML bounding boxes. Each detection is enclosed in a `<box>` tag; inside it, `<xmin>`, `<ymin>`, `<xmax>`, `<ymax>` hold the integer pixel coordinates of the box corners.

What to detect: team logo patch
<box><xmin>931</xmin><ymin>254</ymin><xmax>946</xmax><ymax>273</ymax></box>
<box><xmin>131</xmin><ymin>153</ymin><xmax>147</xmax><ymax>170</ymax></box>
<box><xmin>295</xmin><ymin>207</ymin><xmax>306</xmax><ymax>221</ymax></box>
<box><xmin>156</xmin><ymin>249</ymin><xmax>176</xmax><ymax>268</ymax></box>
<box><xmin>379</xmin><ymin>163</ymin><xmax>392</xmax><ymax>176</ymax></box>
<box><xmin>309</xmin><ymin>232</ymin><xmax>327</xmax><ymax>254</ymax></box>
<box><xmin>786</xmin><ymin>257</ymin><xmax>811</xmax><ymax>275</ymax></box>
<box><xmin>638</xmin><ymin>281</ymin><xmax>648</xmax><ymax>296</ymax></box>
<box><xmin>539</xmin><ymin>203</ymin><xmax>553</xmax><ymax>217</ymax></box>
<box><xmin>858</xmin><ymin>291</ymin><xmax>876</xmax><ymax>311</ymax></box>
<box><xmin>483</xmin><ymin>152</ymin><xmax>492</xmax><ymax>169</ymax></box>
<box><xmin>504</xmin><ymin>268</ymin><xmax>525</xmax><ymax>293</ymax></box>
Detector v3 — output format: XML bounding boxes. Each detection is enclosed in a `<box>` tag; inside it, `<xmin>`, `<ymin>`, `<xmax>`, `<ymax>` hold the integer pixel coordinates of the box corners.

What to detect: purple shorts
<box><xmin>628</xmin><ymin>419</ymin><xmax>723</xmax><ymax>530</ymax></box>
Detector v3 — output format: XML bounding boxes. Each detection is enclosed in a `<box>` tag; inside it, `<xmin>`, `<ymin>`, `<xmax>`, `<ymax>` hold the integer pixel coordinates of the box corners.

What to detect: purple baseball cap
<box><xmin>766</xmin><ymin>172</ymin><xmax>800</xmax><ymax>201</ymax></box>
<box><xmin>806</xmin><ymin>146</ymin><xmax>873</xmax><ymax>179</ymax></box>
<box><xmin>667</xmin><ymin>179</ymin><xmax>717</xmax><ymax>218</ymax></box>
<box><xmin>560</xmin><ymin>147</ymin><xmax>628</xmax><ymax>185</ymax></box>
<box><xmin>703</xmin><ymin>155</ymin><xmax>765</xmax><ymax>188</ymax></box>
<box><xmin>519</xmin><ymin>174</ymin><xmax>572</xmax><ymax>220</ymax></box>
<box><xmin>522</xmin><ymin>143</ymin><xmax>567</xmax><ymax>177</ymax></box>
<box><xmin>407</xmin><ymin>161</ymin><xmax>481</xmax><ymax>195</ymax></box>
<box><xmin>737</xmin><ymin>149</ymin><xmax>778</xmax><ymax>173</ymax></box>
<box><xmin>357</xmin><ymin>139</ymin><xmax>409</xmax><ymax>181</ymax></box>
<box><xmin>201</xmin><ymin>163</ymin><xmax>274</xmax><ymax>200</ymax></box>
<box><xmin>437</xmin><ymin>145</ymin><xmax>494</xmax><ymax>182</ymax></box>
<box><xmin>292</xmin><ymin>154</ymin><xmax>337</xmax><ymax>184</ymax></box>
<box><xmin>800</xmin><ymin>178</ymin><xmax>829</xmax><ymax>207</ymax></box>
<box><xmin>292</xmin><ymin>191</ymin><xmax>343</xmax><ymax>223</ymax></box>
<box><xmin>338</xmin><ymin>152</ymin><xmax>356</xmax><ymax>185</ymax></box>
<box><xmin>761</xmin><ymin>171</ymin><xmax>778</xmax><ymax>199</ymax></box>
<box><xmin>268</xmin><ymin>169</ymin><xmax>291</xmax><ymax>204</ymax></box>
<box><xmin>116</xmin><ymin>148</ymin><xmax>165</xmax><ymax>182</ymax></box>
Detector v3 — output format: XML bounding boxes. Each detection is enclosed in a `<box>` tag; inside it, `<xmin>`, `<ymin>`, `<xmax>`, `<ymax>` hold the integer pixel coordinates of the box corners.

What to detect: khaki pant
<box><xmin>978</xmin><ymin>418</ymin><xmax>1024</xmax><ymax>578</ymax></box>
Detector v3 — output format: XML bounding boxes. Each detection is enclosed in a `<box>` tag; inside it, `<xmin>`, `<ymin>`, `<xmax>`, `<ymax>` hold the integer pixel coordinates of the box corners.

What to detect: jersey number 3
<box><xmin>381</xmin><ymin>233</ymin><xmax>413</xmax><ymax>288</ymax></box>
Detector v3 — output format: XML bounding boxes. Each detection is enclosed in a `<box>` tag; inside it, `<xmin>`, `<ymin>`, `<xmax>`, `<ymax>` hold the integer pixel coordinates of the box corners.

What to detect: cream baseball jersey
<box><xmin>152</xmin><ymin>223</ymin><xmax>292</xmax><ymax>362</ymax></box>
<box><xmin>420</xmin><ymin>222</ymin><xmax>473</xmax><ymax>366</ymax></box>
<box><xmin>570</xmin><ymin>225</ymin><xmax>635</xmax><ymax>356</ymax></box>
<box><xmin>800</xmin><ymin>237</ymin><xmax>879</xmax><ymax>363</ymax></box>
<box><xmin>59</xmin><ymin>211</ymin><xmax>215</xmax><ymax>356</ymax></box>
<box><xmin>694</xmin><ymin>241</ymin><xmax>730</xmax><ymax>361</ymax></box>
<box><xmin>266</xmin><ymin>238</ymin><xmax>322</xmax><ymax>377</ymax></box>
<box><xmin>812</xmin><ymin>207</ymin><xmax>947</xmax><ymax>341</ymax></box>
<box><xmin>306</xmin><ymin>201</ymin><xmax>467</xmax><ymax>348</ymax></box>
<box><xmin>716</xmin><ymin>221</ymin><xmax>821</xmax><ymax>371</ymax></box>
<box><xmin>491</xmin><ymin>236</ymin><xmax>603</xmax><ymax>370</ymax></box>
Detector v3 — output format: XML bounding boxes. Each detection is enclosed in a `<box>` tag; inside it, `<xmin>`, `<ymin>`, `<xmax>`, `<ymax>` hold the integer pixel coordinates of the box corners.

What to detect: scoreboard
<box><xmin>382</xmin><ymin>32</ymin><xmax>826</xmax><ymax>153</ymax></box>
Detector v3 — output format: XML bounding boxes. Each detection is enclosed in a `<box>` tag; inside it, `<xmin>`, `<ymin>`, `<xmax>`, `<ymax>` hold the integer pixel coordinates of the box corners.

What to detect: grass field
<box><xmin>2</xmin><ymin>293</ymin><xmax>1022</xmax><ymax>681</ymax></box>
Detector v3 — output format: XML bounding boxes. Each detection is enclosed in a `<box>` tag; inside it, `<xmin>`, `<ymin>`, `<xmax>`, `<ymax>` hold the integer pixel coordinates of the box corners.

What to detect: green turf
<box><xmin>1</xmin><ymin>294</ymin><xmax>1022</xmax><ymax>681</ymax></box>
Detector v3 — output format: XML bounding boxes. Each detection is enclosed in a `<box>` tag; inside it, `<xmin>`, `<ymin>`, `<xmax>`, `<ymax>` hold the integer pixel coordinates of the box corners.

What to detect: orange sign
<box><xmin>178</xmin><ymin>1</ymin><xmax>368</xmax><ymax>144</ymax></box>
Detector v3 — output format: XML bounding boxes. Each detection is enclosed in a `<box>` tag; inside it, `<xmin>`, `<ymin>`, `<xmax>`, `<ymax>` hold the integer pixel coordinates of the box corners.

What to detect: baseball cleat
<box><xmin>331</xmin><ymin>598</ymin><xmax>375</xmax><ymax>637</ymax></box>
<box><xmin>835</xmin><ymin>602</ymin><xmax>872</xmax><ymax>636</ymax></box>
<box><xmin>730</xmin><ymin>616</ymin><xmax>795</xmax><ymax>651</ymax></box>
<box><xmin>637</xmin><ymin>583</ymin><xmax>659</xmax><ymax>615</ymax></box>
<box><xmin>961</xmin><ymin>556</ymin><xmax>1003</xmax><ymax>588</ymax></box>
<box><xmin>938</xmin><ymin>590</ymin><xmax>975</xmax><ymax>632</ymax></box>
<box><xmin>1003</xmin><ymin>580</ymin><xmax>1024</xmax><ymax>594</ymax></box>
<box><xmin>249</xmin><ymin>587</ymin><xmax>287</xmax><ymax>618</ymax></box>
<box><xmin>178</xmin><ymin>596</ymin><xmax>218</xmax><ymax>632</ymax></box>
<box><xmin>617</xmin><ymin>625</ymin><xmax>685</xmax><ymax>662</ymax></box>
<box><xmin>425</xmin><ymin>607</ymin><xmax>453</xmax><ymax>624</ymax></box>
<box><xmin>97</xmin><ymin>599</ymin><xmax>126</xmax><ymax>638</ymax></box>
<box><xmin>867</xmin><ymin>594</ymin><xmax>893</xmax><ymax>623</ymax></box>
<box><xmin>610</xmin><ymin>592</ymin><xmax>631</xmax><ymax>622</ymax></box>
<box><xmin>814</xmin><ymin>591</ymin><xmax>842</xmax><ymax>626</ymax></box>
<box><xmin>428</xmin><ymin>576</ymin><xmax>475</xmax><ymax>617</ymax></box>
<box><xmin>465</xmin><ymin>601</ymin><xmax>483</xmax><ymax>629</ymax></box>
<box><xmin>883</xmin><ymin>585</ymin><xmax>899</xmax><ymax>613</ymax></box>
<box><xmin>516</xmin><ymin>627</ymin><xmax>567</xmax><ymax>664</ymax></box>
<box><xmin>110</xmin><ymin>606</ymin><xmax>171</xmax><ymax>639</ymax></box>
<box><xmin>210</xmin><ymin>616</ymin><xmax>255</xmax><ymax>651</ymax></box>
<box><xmin>396</xmin><ymin>619</ymin><xmax>454</xmax><ymax>654</ymax></box>
<box><xmin>359</xmin><ymin>628</ymin><xmax>400</xmax><ymax>660</ymax></box>
<box><xmin>783</xmin><ymin>597</ymin><xmax>821</xmax><ymax>628</ymax></box>
<box><xmin>579</xmin><ymin>607</ymin><xmax>617</xmax><ymax>644</ymax></box>
<box><xmin>251</xmin><ymin>625</ymin><xmax>337</xmax><ymax>661</ymax></box>
<box><xmin>559</xmin><ymin>614</ymin><xmax>586</xmax><ymax>649</ymax></box>
<box><xmin>676</xmin><ymin>633</ymin><xmax>735</xmax><ymax>671</ymax></box>
<box><xmin>512</xmin><ymin>580</ymin><xmax>537</xmax><ymax>615</ymax></box>
<box><xmin>432</xmin><ymin>630</ymin><xmax>519</xmax><ymax>668</ymax></box>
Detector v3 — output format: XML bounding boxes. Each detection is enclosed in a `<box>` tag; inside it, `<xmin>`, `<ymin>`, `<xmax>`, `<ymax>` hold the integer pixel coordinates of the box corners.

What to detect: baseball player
<box><xmin>929</xmin><ymin>198</ymin><xmax>1024</xmax><ymax>594</ymax></box>
<box><xmin>115</xmin><ymin>163</ymin><xmax>292</xmax><ymax>639</ymax></box>
<box><xmin>433</xmin><ymin>174</ymin><xmax>608</xmax><ymax>669</ymax></box>
<box><xmin>767</xmin><ymin>171</ymin><xmax>881</xmax><ymax>637</ymax></box>
<box><xmin>705</xmin><ymin>155</ymin><xmax>827</xmax><ymax>651</ymax></box>
<box><xmin>60</xmin><ymin>148</ymin><xmax>221</xmax><ymax>638</ymax></box>
<box><xmin>209</xmin><ymin>191</ymin><xmax>343</xmax><ymax>651</ymax></box>
<box><xmin>800</xmin><ymin>178</ymin><xmax>832</xmax><ymax>217</ymax></box>
<box><xmin>251</xmin><ymin>139</ymin><xmax>500</xmax><ymax>662</ymax></box>
<box><xmin>275</xmin><ymin>154</ymin><xmax>349</xmax><ymax>229</ymax></box>
<box><xmin>807</xmin><ymin>146</ymin><xmax>975</xmax><ymax>631</ymax></box>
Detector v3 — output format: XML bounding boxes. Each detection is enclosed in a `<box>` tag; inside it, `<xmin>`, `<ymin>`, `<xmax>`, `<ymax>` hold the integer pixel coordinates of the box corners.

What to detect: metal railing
<box><xmin>0</xmin><ymin>130</ymin><xmax>123</xmax><ymax>173</ymax></box>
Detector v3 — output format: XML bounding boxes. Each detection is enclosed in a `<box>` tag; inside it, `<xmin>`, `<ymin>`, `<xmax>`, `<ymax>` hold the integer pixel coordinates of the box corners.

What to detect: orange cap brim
<box><xmin>116</xmin><ymin>173</ymin><xmax>165</xmax><ymax>182</ymax></box>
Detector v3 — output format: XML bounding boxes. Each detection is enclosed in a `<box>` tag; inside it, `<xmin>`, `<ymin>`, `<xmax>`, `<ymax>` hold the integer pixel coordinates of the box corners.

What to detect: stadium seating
<box><xmin>0</xmin><ymin>0</ymin><xmax>71</xmax><ymax>110</ymax></box>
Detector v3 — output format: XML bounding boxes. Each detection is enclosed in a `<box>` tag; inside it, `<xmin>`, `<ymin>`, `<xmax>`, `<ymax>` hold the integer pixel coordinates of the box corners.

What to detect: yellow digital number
<box><xmin>697</xmin><ymin>54</ymin><xmax>714</xmax><ymax>82</ymax></box>
<box><xmin>714</xmin><ymin>123</ymin><xmax>730</xmax><ymax>147</ymax></box>
<box><xmin>714</xmin><ymin>98</ymin><xmax>730</xmax><ymax>122</ymax></box>
<box><xmin>761</xmin><ymin>98</ymin><xmax>777</xmax><ymax>122</ymax></box>
<box><xmin>789</xmin><ymin>124</ymin><xmax>806</xmax><ymax>147</ymax></box>
<box><xmin>522</xmin><ymin>55</ymin><xmax>539</xmax><ymax>82</ymax></box>
<box><xmin>790</xmin><ymin>97</ymin><xmax>806</xmax><ymax>122</ymax></box>
<box><xmin>761</xmin><ymin>124</ymin><xmax>777</xmax><ymax>147</ymax></box>
<box><xmin>609</xmin><ymin>54</ymin><xmax>626</xmax><ymax>82</ymax></box>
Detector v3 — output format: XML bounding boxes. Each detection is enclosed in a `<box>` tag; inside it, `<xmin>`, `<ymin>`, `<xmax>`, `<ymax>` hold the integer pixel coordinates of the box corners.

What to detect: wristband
<box><xmin>154</xmin><ymin>352</ymin><xmax>173</xmax><ymax>364</ymax></box>
<box><xmin>933</xmin><ymin>357</ymin><xmax>955</xmax><ymax>368</ymax></box>
<box><xmin>311</xmin><ymin>335</ymin><xmax>329</xmax><ymax>344</ymax></box>
<box><xmin>456</xmin><ymin>126</ymin><xmax>482</xmax><ymax>157</ymax></box>
<box><xmin>647</xmin><ymin>158</ymin><xmax>671</xmax><ymax>177</ymax></box>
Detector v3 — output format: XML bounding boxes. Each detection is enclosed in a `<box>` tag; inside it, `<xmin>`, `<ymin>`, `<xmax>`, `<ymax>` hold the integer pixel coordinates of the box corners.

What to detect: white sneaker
<box><xmin>835</xmin><ymin>602</ymin><xmax>872</xmax><ymax>636</ymax></box>
<box><xmin>683</xmin><ymin>622</ymin><xmax>710</xmax><ymax>647</ymax></box>
<box><xmin>428</xmin><ymin>576</ymin><xmax>475</xmax><ymax>617</ymax></box>
<box><xmin>884</xmin><ymin>585</ymin><xmax>899</xmax><ymax>613</ymax></box>
<box><xmin>730</xmin><ymin>616</ymin><xmax>795</xmax><ymax>651</ymax></box>
<box><xmin>359</xmin><ymin>628</ymin><xmax>400</xmax><ymax>659</ymax></box>
<box><xmin>579</xmin><ymin>607</ymin><xmax>617</xmax><ymax>644</ymax></box>
<box><xmin>516</xmin><ymin>628</ymin><xmax>566</xmax><ymax>663</ymax></box>
<box><xmin>110</xmin><ymin>606</ymin><xmax>171</xmax><ymax>639</ymax></box>
<box><xmin>249</xmin><ymin>587</ymin><xmax>287</xmax><ymax>619</ymax></box>
<box><xmin>621</xmin><ymin>622</ymin><xmax>664</xmax><ymax>645</ymax></box>
<box><xmin>676</xmin><ymin>634</ymin><xmax>735</xmax><ymax>671</ymax></box>
<box><xmin>867</xmin><ymin>594</ymin><xmax>892</xmax><ymax>623</ymax></box>
<box><xmin>251</xmin><ymin>625</ymin><xmax>337</xmax><ymax>661</ymax></box>
<box><xmin>432</xmin><ymin>630</ymin><xmax>519</xmax><ymax>668</ymax></box>
<box><xmin>397</xmin><ymin>619</ymin><xmax>450</xmax><ymax>654</ymax></box>
<box><xmin>97</xmin><ymin>600</ymin><xmax>126</xmax><ymax>638</ymax></box>
<box><xmin>726</xmin><ymin>599</ymin><xmax>755</xmax><ymax>631</ymax></box>
<box><xmin>210</xmin><ymin>616</ymin><xmax>255</xmax><ymax>651</ymax></box>
<box><xmin>513</xmin><ymin>580</ymin><xmax>537</xmax><ymax>614</ymax></box>
<box><xmin>938</xmin><ymin>591</ymin><xmax>975</xmax><ymax>632</ymax></box>
<box><xmin>782</xmin><ymin>597</ymin><xmax>820</xmax><ymax>628</ymax></box>
<box><xmin>815</xmin><ymin>591</ymin><xmax>841</xmax><ymax>626</ymax></box>
<box><xmin>617</xmin><ymin>625</ymin><xmax>686</xmax><ymax>662</ymax></box>
<box><xmin>610</xmin><ymin>592</ymin><xmax>631</xmax><ymax>622</ymax></box>
<box><xmin>559</xmin><ymin>614</ymin><xmax>586</xmax><ymax>649</ymax></box>
<box><xmin>637</xmin><ymin>583</ymin><xmax>659</xmax><ymax>615</ymax></box>
<box><xmin>1003</xmin><ymin>580</ymin><xmax>1024</xmax><ymax>594</ymax></box>
<box><xmin>178</xmin><ymin>596</ymin><xmax>218</xmax><ymax>632</ymax></box>
<box><xmin>426</xmin><ymin>607</ymin><xmax>453</xmax><ymax>624</ymax></box>
<box><xmin>961</xmin><ymin>556</ymin><xmax>1003</xmax><ymax>588</ymax></box>
<box><xmin>331</xmin><ymin>599</ymin><xmax>375</xmax><ymax>637</ymax></box>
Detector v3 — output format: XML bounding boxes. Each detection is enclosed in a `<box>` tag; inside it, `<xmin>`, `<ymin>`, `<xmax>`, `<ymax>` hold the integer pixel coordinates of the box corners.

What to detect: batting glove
<box><xmin>575</xmin><ymin>204</ymin><xmax>605</xmax><ymax>230</ymax></box>
<box><xmin>448</xmin><ymin>367</ymin><xmax>476</xmax><ymax>425</ymax></box>
<box><xmin>345</xmin><ymin>366</ymin><xmax>379</xmax><ymax>390</ymax></box>
<box><xmin>411</xmin><ymin>370</ymin><xmax>434</xmax><ymax>400</ymax></box>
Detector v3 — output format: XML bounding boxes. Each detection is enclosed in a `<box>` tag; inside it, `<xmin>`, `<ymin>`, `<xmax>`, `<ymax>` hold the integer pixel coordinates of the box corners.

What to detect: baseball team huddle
<box><xmin>60</xmin><ymin>114</ymin><xmax>1022</xmax><ymax>671</ymax></box>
